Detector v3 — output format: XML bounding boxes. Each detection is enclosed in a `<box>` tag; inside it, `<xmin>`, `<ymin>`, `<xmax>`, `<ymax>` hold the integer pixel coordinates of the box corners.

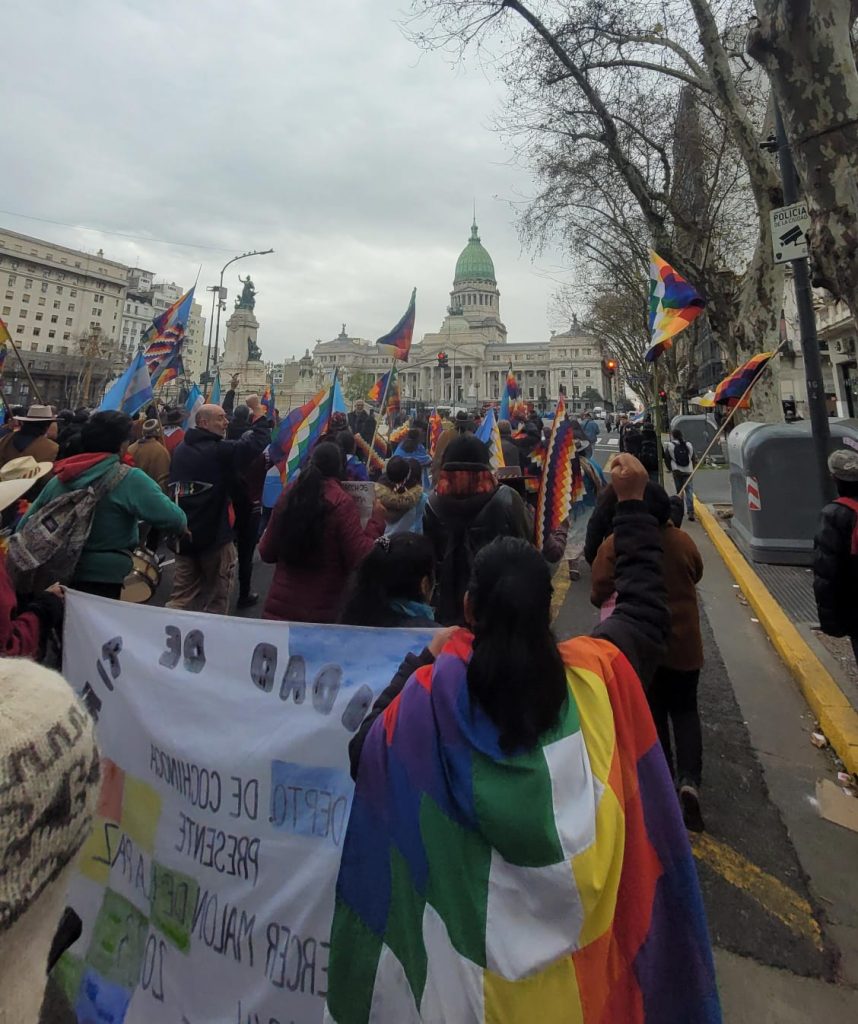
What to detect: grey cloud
<box><xmin>3</xmin><ymin>0</ymin><xmax>562</xmax><ymax>359</ymax></box>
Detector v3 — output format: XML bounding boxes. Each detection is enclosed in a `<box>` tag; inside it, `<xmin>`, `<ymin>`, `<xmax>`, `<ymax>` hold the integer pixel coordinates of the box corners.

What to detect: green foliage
<box><xmin>580</xmin><ymin>386</ymin><xmax>604</xmax><ymax>405</ymax></box>
<box><xmin>344</xmin><ymin>371</ymin><xmax>377</xmax><ymax>403</ymax></box>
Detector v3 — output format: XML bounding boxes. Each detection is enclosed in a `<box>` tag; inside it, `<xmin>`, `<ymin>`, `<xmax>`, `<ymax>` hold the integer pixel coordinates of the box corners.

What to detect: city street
<box><xmin>142</xmin><ymin>429</ymin><xmax>858</xmax><ymax>1021</ymax></box>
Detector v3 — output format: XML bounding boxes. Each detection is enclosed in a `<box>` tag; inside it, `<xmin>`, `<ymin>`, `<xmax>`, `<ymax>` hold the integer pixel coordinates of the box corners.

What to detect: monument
<box><xmin>219</xmin><ymin>275</ymin><xmax>268</xmax><ymax>400</ymax></box>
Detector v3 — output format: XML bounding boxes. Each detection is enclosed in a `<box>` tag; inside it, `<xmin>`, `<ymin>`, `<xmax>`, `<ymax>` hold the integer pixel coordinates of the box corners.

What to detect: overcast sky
<box><xmin>3</xmin><ymin>0</ymin><xmax>569</xmax><ymax>362</ymax></box>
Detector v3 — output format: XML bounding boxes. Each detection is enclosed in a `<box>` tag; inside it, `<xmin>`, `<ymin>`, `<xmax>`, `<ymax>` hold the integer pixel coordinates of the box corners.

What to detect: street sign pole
<box><xmin>773</xmin><ymin>104</ymin><xmax>835</xmax><ymax>502</ymax></box>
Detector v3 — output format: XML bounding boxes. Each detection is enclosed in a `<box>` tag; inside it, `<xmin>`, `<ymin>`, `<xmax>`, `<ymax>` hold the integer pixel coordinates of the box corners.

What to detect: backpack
<box><xmin>640</xmin><ymin>436</ymin><xmax>659</xmax><ymax>472</ymax></box>
<box><xmin>6</xmin><ymin>464</ymin><xmax>130</xmax><ymax>592</ymax></box>
<box><xmin>672</xmin><ymin>441</ymin><xmax>691</xmax><ymax>468</ymax></box>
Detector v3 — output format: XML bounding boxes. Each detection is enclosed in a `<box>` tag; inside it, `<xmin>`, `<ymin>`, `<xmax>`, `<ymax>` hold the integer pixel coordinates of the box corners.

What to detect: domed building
<box><xmin>305</xmin><ymin>216</ymin><xmax>609</xmax><ymax>413</ymax></box>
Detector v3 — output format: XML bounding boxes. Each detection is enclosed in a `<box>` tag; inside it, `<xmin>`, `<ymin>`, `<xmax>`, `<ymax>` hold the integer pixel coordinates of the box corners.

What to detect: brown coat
<box><xmin>0</xmin><ymin>431</ymin><xmax>58</xmax><ymax>468</ymax></box>
<box><xmin>128</xmin><ymin>436</ymin><xmax>170</xmax><ymax>493</ymax></box>
<box><xmin>591</xmin><ymin>522</ymin><xmax>704</xmax><ymax>671</ymax></box>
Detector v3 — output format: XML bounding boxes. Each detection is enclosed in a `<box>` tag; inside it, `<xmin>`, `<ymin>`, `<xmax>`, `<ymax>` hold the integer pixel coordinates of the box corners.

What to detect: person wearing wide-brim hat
<box><xmin>161</xmin><ymin>407</ymin><xmax>186</xmax><ymax>457</ymax></box>
<box><xmin>0</xmin><ymin>456</ymin><xmax>65</xmax><ymax>658</ymax></box>
<box><xmin>0</xmin><ymin>404</ymin><xmax>59</xmax><ymax>470</ymax></box>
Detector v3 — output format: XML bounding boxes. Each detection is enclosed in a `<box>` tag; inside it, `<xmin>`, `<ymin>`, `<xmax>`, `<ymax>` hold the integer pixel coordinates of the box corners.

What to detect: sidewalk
<box><xmin>553</xmin><ymin>531</ymin><xmax>858</xmax><ymax>1020</ymax></box>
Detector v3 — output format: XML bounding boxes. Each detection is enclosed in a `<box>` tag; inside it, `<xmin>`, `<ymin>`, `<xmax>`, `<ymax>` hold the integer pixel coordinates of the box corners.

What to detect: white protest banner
<box><xmin>56</xmin><ymin>591</ymin><xmax>434</xmax><ymax>1024</ymax></box>
<box><xmin>340</xmin><ymin>481</ymin><xmax>375</xmax><ymax>527</ymax></box>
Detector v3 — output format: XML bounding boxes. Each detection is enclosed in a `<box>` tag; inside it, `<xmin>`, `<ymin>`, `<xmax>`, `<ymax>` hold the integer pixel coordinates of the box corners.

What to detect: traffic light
<box><xmin>658</xmin><ymin>389</ymin><xmax>667</xmax><ymax>400</ymax></box>
<box><xmin>604</xmin><ymin>358</ymin><xmax>617</xmax><ymax>376</ymax></box>
<box><xmin>437</xmin><ymin>351</ymin><xmax>449</xmax><ymax>369</ymax></box>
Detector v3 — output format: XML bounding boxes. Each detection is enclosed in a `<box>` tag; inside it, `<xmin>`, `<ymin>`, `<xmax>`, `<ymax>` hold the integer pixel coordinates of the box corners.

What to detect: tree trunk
<box><xmin>750</xmin><ymin>0</ymin><xmax>858</xmax><ymax>325</ymax></box>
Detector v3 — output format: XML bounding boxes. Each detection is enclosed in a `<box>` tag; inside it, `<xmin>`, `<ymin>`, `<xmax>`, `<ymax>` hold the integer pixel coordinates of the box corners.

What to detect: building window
<box><xmin>61</xmin><ymin>345</ymin><xmax>68</xmax><ymax>353</ymax></box>
<box><xmin>24</xmin><ymin>278</ymin><xmax>33</xmax><ymax>287</ymax></box>
<box><xmin>560</xmin><ymin>369</ymin><xmax>566</xmax><ymax>377</ymax></box>
<box><xmin>35</xmin><ymin>313</ymin><xmax>43</xmax><ymax>321</ymax></box>
<box><xmin>4</xmin><ymin>292</ymin><xmax>12</xmax><ymax>300</ymax></box>
<box><xmin>70</xmin><ymin>289</ymin><xmax>77</xmax><ymax>297</ymax></box>
<box><xmin>41</xmin><ymin>282</ymin><xmax>48</xmax><ymax>293</ymax></box>
<box><xmin>33</xmin><ymin>328</ymin><xmax>40</xmax><ymax>336</ymax></box>
<box><xmin>46</xmin><ymin>344</ymin><xmax>54</xmax><ymax>351</ymax></box>
<box><xmin>585</xmin><ymin>369</ymin><xmax>591</xmax><ymax>377</ymax></box>
<box><xmin>7</xmin><ymin>275</ymin><xmax>15</xmax><ymax>285</ymax></box>
<box><xmin>53</xmin><ymin>301</ymin><xmax>60</xmax><ymax>309</ymax></box>
<box><xmin>22</xmin><ymin>294</ymin><xmax>30</xmax><ymax>303</ymax></box>
<box><xmin>50</xmin><ymin>315</ymin><xmax>58</xmax><ymax>323</ymax></box>
<box><xmin>29</xmin><ymin>343</ymin><xmax>37</xmax><ymax>350</ymax></box>
<box><xmin>57</xmin><ymin>286</ymin><xmax>63</xmax><ymax>295</ymax></box>
<box><xmin>1</xmin><ymin>306</ymin><xmax>8</xmax><ymax>316</ymax></box>
<box><xmin>68</xmin><ymin>303</ymin><xmax>75</xmax><ymax>311</ymax></box>
<box><xmin>19</xmin><ymin>310</ymin><xmax>26</xmax><ymax>318</ymax></box>
<box><xmin>62</xmin><ymin>334</ymin><xmax>70</xmax><ymax>342</ymax></box>
<box><xmin>65</xmin><ymin>318</ymin><xmax>73</xmax><ymax>326</ymax></box>
<box><xmin>38</xmin><ymin>297</ymin><xmax>46</xmax><ymax>306</ymax></box>
<box><xmin>16</xmin><ymin>326</ymin><xmax>24</xmax><ymax>335</ymax></box>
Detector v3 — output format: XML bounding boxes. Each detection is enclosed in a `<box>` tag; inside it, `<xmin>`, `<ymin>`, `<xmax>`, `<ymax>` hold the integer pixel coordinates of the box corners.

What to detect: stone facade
<box><xmin>305</xmin><ymin>219</ymin><xmax>611</xmax><ymax>414</ymax></box>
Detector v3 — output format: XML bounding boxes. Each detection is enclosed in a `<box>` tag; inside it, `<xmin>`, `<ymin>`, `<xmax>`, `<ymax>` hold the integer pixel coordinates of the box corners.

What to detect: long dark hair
<box><xmin>340</xmin><ymin>534</ymin><xmax>435</xmax><ymax>626</ymax></box>
<box><xmin>279</xmin><ymin>442</ymin><xmax>343</xmax><ymax>565</ymax></box>
<box><xmin>466</xmin><ymin>537</ymin><xmax>567</xmax><ymax>753</ymax></box>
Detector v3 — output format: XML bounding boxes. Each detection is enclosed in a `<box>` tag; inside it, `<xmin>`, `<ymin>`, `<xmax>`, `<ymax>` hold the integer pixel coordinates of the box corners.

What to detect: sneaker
<box><xmin>679</xmin><ymin>781</ymin><xmax>705</xmax><ymax>832</ymax></box>
<box><xmin>688</xmin><ymin>512</ymin><xmax>696</xmax><ymax>522</ymax></box>
<box><xmin>236</xmin><ymin>592</ymin><xmax>259</xmax><ymax>609</ymax></box>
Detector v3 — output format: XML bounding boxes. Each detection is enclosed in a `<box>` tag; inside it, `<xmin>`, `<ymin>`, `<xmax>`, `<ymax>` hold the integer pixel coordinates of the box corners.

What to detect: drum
<box><xmin>121</xmin><ymin>547</ymin><xmax>161</xmax><ymax>603</ymax></box>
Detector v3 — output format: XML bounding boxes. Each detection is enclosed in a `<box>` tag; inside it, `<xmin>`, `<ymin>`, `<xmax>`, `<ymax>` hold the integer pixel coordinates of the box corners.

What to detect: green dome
<box><xmin>454</xmin><ymin>220</ymin><xmax>496</xmax><ymax>283</ymax></box>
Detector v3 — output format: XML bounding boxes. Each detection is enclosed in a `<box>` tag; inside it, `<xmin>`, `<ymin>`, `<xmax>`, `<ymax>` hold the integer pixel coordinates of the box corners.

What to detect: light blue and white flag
<box><xmin>97</xmin><ymin>351</ymin><xmax>153</xmax><ymax>415</ymax></box>
<box><xmin>183</xmin><ymin>384</ymin><xmax>204</xmax><ymax>428</ymax></box>
<box><xmin>209</xmin><ymin>371</ymin><xmax>222</xmax><ymax>406</ymax></box>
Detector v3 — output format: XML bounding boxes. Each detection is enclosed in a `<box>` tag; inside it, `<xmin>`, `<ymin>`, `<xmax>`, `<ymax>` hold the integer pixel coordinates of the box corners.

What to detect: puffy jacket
<box><xmin>813</xmin><ymin>498</ymin><xmax>858</xmax><ymax>637</ymax></box>
<box><xmin>259</xmin><ymin>476</ymin><xmax>384</xmax><ymax>623</ymax></box>
<box><xmin>17</xmin><ymin>453</ymin><xmax>187</xmax><ymax>584</ymax></box>
<box><xmin>169</xmin><ymin>419</ymin><xmax>270</xmax><ymax>554</ymax></box>
<box><xmin>424</xmin><ymin>469</ymin><xmax>532</xmax><ymax>625</ymax></box>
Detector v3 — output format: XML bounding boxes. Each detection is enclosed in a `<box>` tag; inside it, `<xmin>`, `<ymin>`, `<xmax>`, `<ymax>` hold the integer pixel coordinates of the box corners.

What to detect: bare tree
<box><xmin>408</xmin><ymin>0</ymin><xmax>786</xmax><ymax>417</ymax></box>
<box><xmin>748</xmin><ymin>0</ymin><xmax>858</xmax><ymax>324</ymax></box>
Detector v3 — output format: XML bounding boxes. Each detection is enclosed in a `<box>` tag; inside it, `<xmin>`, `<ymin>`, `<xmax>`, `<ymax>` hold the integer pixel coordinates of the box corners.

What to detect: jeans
<box><xmin>166</xmin><ymin>541</ymin><xmax>237</xmax><ymax>615</ymax></box>
<box><xmin>646</xmin><ymin>666</ymin><xmax>703</xmax><ymax>787</ymax></box>
<box><xmin>672</xmin><ymin>470</ymin><xmax>694</xmax><ymax>516</ymax></box>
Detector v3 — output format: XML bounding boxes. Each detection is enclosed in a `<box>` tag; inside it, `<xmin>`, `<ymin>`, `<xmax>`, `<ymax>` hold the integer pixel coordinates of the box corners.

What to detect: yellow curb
<box><xmin>694</xmin><ymin>496</ymin><xmax>858</xmax><ymax>776</ymax></box>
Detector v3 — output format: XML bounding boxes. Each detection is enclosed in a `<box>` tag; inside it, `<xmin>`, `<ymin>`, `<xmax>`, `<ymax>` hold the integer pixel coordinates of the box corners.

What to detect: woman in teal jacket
<box><xmin>18</xmin><ymin>411</ymin><xmax>187</xmax><ymax>599</ymax></box>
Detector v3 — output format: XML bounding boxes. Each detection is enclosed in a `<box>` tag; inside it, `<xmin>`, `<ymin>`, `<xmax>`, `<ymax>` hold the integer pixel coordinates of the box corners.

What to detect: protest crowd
<box><xmin>1</xmin><ymin>311</ymin><xmax>854</xmax><ymax>1024</ymax></box>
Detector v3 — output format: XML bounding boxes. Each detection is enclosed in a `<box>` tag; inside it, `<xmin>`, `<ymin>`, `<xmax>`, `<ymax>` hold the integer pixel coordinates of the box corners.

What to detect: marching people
<box><xmin>375</xmin><ymin>456</ymin><xmax>427</xmax><ymax>535</ymax></box>
<box><xmin>128</xmin><ymin>419</ymin><xmax>170</xmax><ymax>492</ymax></box>
<box><xmin>167</xmin><ymin>399</ymin><xmax>269</xmax><ymax>614</ymax></box>
<box><xmin>160</xmin><ymin>407</ymin><xmax>186</xmax><ymax>456</ymax></box>
<box><xmin>0</xmin><ymin>404</ymin><xmax>58</xmax><ymax>469</ymax></box>
<box><xmin>813</xmin><ymin>449</ymin><xmax>858</xmax><ymax>665</ymax></box>
<box><xmin>640</xmin><ymin>416</ymin><xmax>661</xmax><ymax>482</ymax></box>
<box><xmin>564</xmin><ymin>440</ymin><xmax>605</xmax><ymax>581</ymax></box>
<box><xmin>497</xmin><ymin>418</ymin><xmax>523</xmax><ymax>468</ymax></box>
<box><xmin>591</xmin><ymin>479</ymin><xmax>707</xmax><ymax>831</ymax></box>
<box><xmin>665</xmin><ymin>427</ymin><xmax>696</xmax><ymax>521</ymax></box>
<box><xmin>227</xmin><ymin>404</ymin><xmax>267</xmax><ymax>609</ymax></box>
<box><xmin>259</xmin><ymin>441</ymin><xmax>385</xmax><ymax>623</ymax></box>
<box><xmin>329</xmin><ymin>455</ymin><xmax>719</xmax><ymax>1022</ymax></box>
<box><xmin>423</xmin><ymin>433</ymin><xmax>531</xmax><ymax>624</ymax></box>
<box><xmin>340</xmin><ymin>532</ymin><xmax>436</xmax><ymax>627</ymax></box>
<box><xmin>336</xmin><ymin>430</ymin><xmax>370</xmax><ymax>482</ymax></box>
<box><xmin>431</xmin><ymin>409</ymin><xmax>473</xmax><ymax>482</ymax></box>
<box><xmin>581</xmin><ymin>408</ymin><xmax>600</xmax><ymax>454</ymax></box>
<box><xmin>15</xmin><ymin>411</ymin><xmax>186</xmax><ymax>601</ymax></box>
<box><xmin>347</xmin><ymin>399</ymin><xmax>376</xmax><ymax>441</ymax></box>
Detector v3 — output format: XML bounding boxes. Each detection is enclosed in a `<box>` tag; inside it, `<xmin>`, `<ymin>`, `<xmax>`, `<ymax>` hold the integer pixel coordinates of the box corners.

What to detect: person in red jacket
<box><xmin>259</xmin><ymin>442</ymin><xmax>384</xmax><ymax>622</ymax></box>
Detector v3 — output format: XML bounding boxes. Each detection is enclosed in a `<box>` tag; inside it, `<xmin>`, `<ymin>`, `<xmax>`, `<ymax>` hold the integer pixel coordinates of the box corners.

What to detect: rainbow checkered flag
<box><xmin>283</xmin><ymin>382</ymin><xmax>336</xmax><ymax>481</ymax></box>
<box><xmin>646</xmin><ymin>252</ymin><xmax>704</xmax><ymax>362</ymax></box>
<box><xmin>535</xmin><ymin>394</ymin><xmax>577</xmax><ymax>550</ymax></box>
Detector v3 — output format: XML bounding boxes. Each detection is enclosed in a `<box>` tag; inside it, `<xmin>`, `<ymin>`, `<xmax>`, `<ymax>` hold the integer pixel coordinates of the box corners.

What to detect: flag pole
<box><xmin>5</xmin><ymin>331</ymin><xmax>44</xmax><ymax>404</ymax></box>
<box><xmin>368</xmin><ymin>359</ymin><xmax>396</xmax><ymax>456</ymax></box>
<box><xmin>653</xmin><ymin>358</ymin><xmax>665</xmax><ymax>486</ymax></box>
<box><xmin>679</xmin><ymin>340</ymin><xmax>787</xmax><ymax>497</ymax></box>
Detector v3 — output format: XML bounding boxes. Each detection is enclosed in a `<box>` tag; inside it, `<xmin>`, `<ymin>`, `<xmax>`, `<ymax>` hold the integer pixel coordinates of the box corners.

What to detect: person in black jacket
<box><xmin>167</xmin><ymin>397</ymin><xmax>270</xmax><ymax>614</ymax></box>
<box><xmin>497</xmin><ymin>419</ymin><xmax>522</xmax><ymax>469</ymax></box>
<box><xmin>349</xmin><ymin>452</ymin><xmax>667</xmax><ymax>778</ymax></box>
<box><xmin>423</xmin><ymin>433</ymin><xmax>532</xmax><ymax>625</ymax></box>
<box><xmin>813</xmin><ymin>449</ymin><xmax>858</xmax><ymax>662</ymax></box>
<box><xmin>226</xmin><ymin>405</ymin><xmax>265</xmax><ymax>609</ymax></box>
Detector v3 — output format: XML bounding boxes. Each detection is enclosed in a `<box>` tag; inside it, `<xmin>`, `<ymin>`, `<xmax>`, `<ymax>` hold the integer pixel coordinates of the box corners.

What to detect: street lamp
<box><xmin>206</xmin><ymin>248</ymin><xmax>274</xmax><ymax>378</ymax></box>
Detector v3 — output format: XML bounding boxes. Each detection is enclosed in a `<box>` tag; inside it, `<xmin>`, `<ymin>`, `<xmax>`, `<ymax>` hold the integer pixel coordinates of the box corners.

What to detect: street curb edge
<box><xmin>694</xmin><ymin>497</ymin><xmax>858</xmax><ymax>776</ymax></box>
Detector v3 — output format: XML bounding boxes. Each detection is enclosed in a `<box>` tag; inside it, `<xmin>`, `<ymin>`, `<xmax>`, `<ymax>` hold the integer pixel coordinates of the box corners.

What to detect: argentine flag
<box><xmin>98</xmin><ymin>350</ymin><xmax>153</xmax><ymax>415</ymax></box>
<box><xmin>183</xmin><ymin>384</ymin><xmax>204</xmax><ymax>428</ymax></box>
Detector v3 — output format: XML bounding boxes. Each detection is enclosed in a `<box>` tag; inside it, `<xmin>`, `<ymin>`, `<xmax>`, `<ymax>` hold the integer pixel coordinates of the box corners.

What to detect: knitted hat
<box><xmin>828</xmin><ymin>449</ymin><xmax>858</xmax><ymax>482</ymax></box>
<box><xmin>0</xmin><ymin>659</ymin><xmax>100</xmax><ymax>1021</ymax></box>
<box><xmin>141</xmin><ymin>418</ymin><xmax>161</xmax><ymax>437</ymax></box>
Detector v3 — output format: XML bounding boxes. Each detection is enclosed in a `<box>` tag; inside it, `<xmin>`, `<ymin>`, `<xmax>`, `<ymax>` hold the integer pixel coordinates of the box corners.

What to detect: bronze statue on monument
<box><xmin>247</xmin><ymin>335</ymin><xmax>262</xmax><ymax>361</ymax></box>
<box><xmin>235</xmin><ymin>275</ymin><xmax>257</xmax><ymax>311</ymax></box>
